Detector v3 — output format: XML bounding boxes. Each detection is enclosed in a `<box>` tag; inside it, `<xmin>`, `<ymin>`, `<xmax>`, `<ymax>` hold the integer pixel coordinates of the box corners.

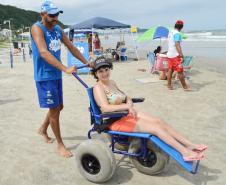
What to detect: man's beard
<box><xmin>45</xmin><ymin>18</ymin><xmax>58</xmax><ymax>26</ymax></box>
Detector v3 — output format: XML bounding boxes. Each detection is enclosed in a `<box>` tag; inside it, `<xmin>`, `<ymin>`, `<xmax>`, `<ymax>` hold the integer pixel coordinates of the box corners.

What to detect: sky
<box><xmin>1</xmin><ymin>0</ymin><xmax>226</xmax><ymax>31</ymax></box>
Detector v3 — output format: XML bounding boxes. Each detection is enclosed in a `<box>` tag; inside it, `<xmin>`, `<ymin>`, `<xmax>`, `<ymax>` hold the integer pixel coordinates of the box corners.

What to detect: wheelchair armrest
<box><xmin>132</xmin><ymin>97</ymin><xmax>145</xmax><ymax>103</ymax></box>
<box><xmin>100</xmin><ymin>111</ymin><xmax>129</xmax><ymax>118</ymax></box>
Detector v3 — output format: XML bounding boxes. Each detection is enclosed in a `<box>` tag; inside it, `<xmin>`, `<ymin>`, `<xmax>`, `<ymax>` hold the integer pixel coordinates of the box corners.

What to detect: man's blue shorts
<box><xmin>35</xmin><ymin>79</ymin><xmax>63</xmax><ymax>108</ymax></box>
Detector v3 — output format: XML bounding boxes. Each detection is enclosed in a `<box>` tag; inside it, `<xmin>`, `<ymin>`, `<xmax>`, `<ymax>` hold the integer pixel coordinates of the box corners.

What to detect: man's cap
<box><xmin>41</xmin><ymin>1</ymin><xmax>63</xmax><ymax>14</ymax></box>
<box><xmin>94</xmin><ymin>57</ymin><xmax>111</xmax><ymax>70</ymax></box>
<box><xmin>175</xmin><ymin>20</ymin><xmax>184</xmax><ymax>25</ymax></box>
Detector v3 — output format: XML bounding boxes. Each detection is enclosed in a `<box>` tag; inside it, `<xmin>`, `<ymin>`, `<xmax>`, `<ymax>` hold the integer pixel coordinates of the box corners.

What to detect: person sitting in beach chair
<box><xmin>154</xmin><ymin>46</ymin><xmax>168</xmax><ymax>80</ymax></box>
<box><xmin>91</xmin><ymin>57</ymin><xmax>207</xmax><ymax>162</ymax></box>
<box><xmin>111</xmin><ymin>41</ymin><xmax>127</xmax><ymax>61</ymax></box>
<box><xmin>117</xmin><ymin>42</ymin><xmax>127</xmax><ymax>61</ymax></box>
<box><xmin>146</xmin><ymin>46</ymin><xmax>169</xmax><ymax>79</ymax></box>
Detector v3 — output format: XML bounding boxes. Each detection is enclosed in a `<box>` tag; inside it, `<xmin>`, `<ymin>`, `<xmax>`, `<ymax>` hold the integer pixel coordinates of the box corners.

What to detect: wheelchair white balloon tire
<box><xmin>75</xmin><ymin>139</ymin><xmax>116</xmax><ymax>183</ymax></box>
<box><xmin>129</xmin><ymin>138</ymin><xmax>169</xmax><ymax>175</ymax></box>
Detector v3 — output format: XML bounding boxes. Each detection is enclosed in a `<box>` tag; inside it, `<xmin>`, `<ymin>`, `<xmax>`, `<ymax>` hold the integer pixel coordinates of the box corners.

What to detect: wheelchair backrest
<box><xmin>86</xmin><ymin>87</ymin><xmax>102</xmax><ymax>124</ymax></box>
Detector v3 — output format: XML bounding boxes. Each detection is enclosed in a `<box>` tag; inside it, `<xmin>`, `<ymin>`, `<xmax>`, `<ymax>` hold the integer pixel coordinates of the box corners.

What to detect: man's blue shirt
<box><xmin>31</xmin><ymin>21</ymin><xmax>62</xmax><ymax>81</ymax></box>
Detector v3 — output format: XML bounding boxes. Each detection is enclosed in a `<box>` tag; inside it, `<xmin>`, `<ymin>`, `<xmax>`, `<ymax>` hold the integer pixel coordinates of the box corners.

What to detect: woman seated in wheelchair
<box><xmin>91</xmin><ymin>57</ymin><xmax>207</xmax><ymax>162</ymax></box>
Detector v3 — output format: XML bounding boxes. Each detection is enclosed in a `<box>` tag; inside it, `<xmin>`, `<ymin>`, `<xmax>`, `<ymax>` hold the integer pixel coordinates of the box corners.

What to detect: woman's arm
<box><xmin>126</xmin><ymin>96</ymin><xmax>133</xmax><ymax>107</ymax></box>
<box><xmin>93</xmin><ymin>84</ymin><xmax>130</xmax><ymax>113</ymax></box>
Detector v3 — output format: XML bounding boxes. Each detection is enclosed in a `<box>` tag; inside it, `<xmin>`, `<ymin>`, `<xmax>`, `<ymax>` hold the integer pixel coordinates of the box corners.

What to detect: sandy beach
<box><xmin>0</xmin><ymin>46</ymin><xmax>226</xmax><ymax>185</ymax></box>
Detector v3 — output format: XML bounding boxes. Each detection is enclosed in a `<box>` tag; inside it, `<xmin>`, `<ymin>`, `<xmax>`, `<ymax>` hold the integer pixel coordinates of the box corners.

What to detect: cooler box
<box><xmin>156</xmin><ymin>54</ymin><xmax>168</xmax><ymax>71</ymax></box>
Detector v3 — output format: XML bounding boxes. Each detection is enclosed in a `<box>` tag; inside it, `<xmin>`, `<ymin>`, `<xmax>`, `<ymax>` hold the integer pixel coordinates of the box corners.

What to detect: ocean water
<box><xmin>100</xmin><ymin>30</ymin><xmax>226</xmax><ymax>60</ymax></box>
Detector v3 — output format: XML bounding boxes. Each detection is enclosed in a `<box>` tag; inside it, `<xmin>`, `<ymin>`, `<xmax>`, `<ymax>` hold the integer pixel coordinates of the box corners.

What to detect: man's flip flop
<box><xmin>193</xmin><ymin>145</ymin><xmax>208</xmax><ymax>152</ymax></box>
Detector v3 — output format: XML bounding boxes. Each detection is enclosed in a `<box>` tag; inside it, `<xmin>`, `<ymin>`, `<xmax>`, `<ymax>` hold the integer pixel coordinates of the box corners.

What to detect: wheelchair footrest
<box><xmin>149</xmin><ymin>136</ymin><xmax>200</xmax><ymax>174</ymax></box>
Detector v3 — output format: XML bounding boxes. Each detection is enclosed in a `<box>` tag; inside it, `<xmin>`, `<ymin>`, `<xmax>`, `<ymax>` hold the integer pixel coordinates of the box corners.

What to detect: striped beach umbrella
<box><xmin>137</xmin><ymin>26</ymin><xmax>187</xmax><ymax>42</ymax></box>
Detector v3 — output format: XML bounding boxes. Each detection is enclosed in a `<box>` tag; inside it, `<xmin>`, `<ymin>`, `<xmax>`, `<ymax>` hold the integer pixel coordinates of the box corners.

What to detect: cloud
<box><xmin>1</xmin><ymin>0</ymin><xmax>226</xmax><ymax>30</ymax></box>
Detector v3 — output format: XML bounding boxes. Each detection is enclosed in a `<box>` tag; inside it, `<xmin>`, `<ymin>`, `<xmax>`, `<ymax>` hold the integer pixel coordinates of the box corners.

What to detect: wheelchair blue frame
<box><xmin>73</xmin><ymin>66</ymin><xmax>200</xmax><ymax>174</ymax></box>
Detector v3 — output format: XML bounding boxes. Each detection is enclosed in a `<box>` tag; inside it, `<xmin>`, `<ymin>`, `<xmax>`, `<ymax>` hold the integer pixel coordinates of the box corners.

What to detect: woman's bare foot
<box><xmin>57</xmin><ymin>144</ymin><xmax>73</xmax><ymax>158</ymax></box>
<box><xmin>182</xmin><ymin>150</ymin><xmax>204</xmax><ymax>161</ymax></box>
<box><xmin>38</xmin><ymin>128</ymin><xmax>54</xmax><ymax>144</ymax></box>
<box><xmin>188</xmin><ymin>144</ymin><xmax>208</xmax><ymax>152</ymax></box>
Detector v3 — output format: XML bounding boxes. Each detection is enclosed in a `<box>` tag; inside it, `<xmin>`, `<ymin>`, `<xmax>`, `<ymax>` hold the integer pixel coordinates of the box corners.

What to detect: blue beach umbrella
<box><xmin>152</xmin><ymin>26</ymin><xmax>169</xmax><ymax>39</ymax></box>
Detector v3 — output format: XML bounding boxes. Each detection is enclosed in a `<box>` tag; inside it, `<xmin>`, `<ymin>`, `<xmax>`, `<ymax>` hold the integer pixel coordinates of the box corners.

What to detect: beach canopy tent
<box><xmin>69</xmin><ymin>17</ymin><xmax>138</xmax><ymax>60</ymax></box>
<box><xmin>71</xmin><ymin>17</ymin><xmax>130</xmax><ymax>30</ymax></box>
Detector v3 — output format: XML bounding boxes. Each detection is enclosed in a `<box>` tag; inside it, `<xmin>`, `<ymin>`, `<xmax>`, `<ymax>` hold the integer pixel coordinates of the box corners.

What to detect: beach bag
<box><xmin>156</xmin><ymin>54</ymin><xmax>168</xmax><ymax>71</ymax></box>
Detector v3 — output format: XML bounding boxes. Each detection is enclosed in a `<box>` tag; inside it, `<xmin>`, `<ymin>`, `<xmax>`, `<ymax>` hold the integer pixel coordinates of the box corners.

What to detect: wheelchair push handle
<box><xmin>72</xmin><ymin>64</ymin><xmax>90</xmax><ymax>89</ymax></box>
<box><xmin>72</xmin><ymin>64</ymin><xmax>89</xmax><ymax>75</ymax></box>
<box><xmin>76</xmin><ymin>64</ymin><xmax>89</xmax><ymax>70</ymax></box>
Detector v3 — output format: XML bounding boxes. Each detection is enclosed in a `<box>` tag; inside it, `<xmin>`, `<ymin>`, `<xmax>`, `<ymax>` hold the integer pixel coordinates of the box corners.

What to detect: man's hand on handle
<box><xmin>65</xmin><ymin>66</ymin><xmax>77</xmax><ymax>74</ymax></box>
<box><xmin>64</xmin><ymin>61</ymin><xmax>94</xmax><ymax>75</ymax></box>
<box><xmin>87</xmin><ymin>61</ymin><xmax>95</xmax><ymax>68</ymax></box>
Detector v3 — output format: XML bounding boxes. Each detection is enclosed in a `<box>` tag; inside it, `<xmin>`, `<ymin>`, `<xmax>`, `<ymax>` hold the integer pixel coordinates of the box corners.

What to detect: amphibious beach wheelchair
<box><xmin>73</xmin><ymin>66</ymin><xmax>200</xmax><ymax>183</ymax></box>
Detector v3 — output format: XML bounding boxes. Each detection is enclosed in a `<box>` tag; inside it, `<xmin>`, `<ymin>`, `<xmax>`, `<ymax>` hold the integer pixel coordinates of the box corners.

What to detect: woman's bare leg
<box><xmin>156</xmin><ymin>119</ymin><xmax>206</xmax><ymax>151</ymax></box>
<box><xmin>135</xmin><ymin>109</ymin><xmax>205</xmax><ymax>150</ymax></box>
<box><xmin>133</xmin><ymin>116</ymin><xmax>203</xmax><ymax>160</ymax></box>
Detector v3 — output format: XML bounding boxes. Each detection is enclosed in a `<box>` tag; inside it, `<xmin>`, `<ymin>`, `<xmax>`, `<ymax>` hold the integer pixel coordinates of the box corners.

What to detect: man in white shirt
<box><xmin>167</xmin><ymin>20</ymin><xmax>190</xmax><ymax>90</ymax></box>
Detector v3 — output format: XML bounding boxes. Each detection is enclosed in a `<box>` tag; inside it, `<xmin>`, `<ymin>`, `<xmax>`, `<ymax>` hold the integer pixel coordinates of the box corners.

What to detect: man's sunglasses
<box><xmin>48</xmin><ymin>12</ymin><xmax>60</xmax><ymax>18</ymax></box>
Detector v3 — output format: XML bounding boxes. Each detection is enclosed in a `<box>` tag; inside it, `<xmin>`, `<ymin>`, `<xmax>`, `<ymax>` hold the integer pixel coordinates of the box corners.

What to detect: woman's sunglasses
<box><xmin>48</xmin><ymin>12</ymin><xmax>60</xmax><ymax>18</ymax></box>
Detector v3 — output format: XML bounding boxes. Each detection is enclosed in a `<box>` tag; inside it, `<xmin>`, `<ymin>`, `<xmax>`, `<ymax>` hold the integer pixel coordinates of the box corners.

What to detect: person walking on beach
<box><xmin>31</xmin><ymin>1</ymin><xmax>93</xmax><ymax>158</ymax></box>
<box><xmin>93</xmin><ymin>34</ymin><xmax>103</xmax><ymax>55</ymax></box>
<box><xmin>167</xmin><ymin>20</ymin><xmax>191</xmax><ymax>90</ymax></box>
<box><xmin>93</xmin><ymin>34</ymin><xmax>101</xmax><ymax>50</ymax></box>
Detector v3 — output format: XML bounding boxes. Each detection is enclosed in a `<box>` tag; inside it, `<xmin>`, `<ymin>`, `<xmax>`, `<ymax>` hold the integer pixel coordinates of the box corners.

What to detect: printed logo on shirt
<box><xmin>46</xmin><ymin>31</ymin><xmax>51</xmax><ymax>37</ymax></box>
<box><xmin>55</xmin><ymin>31</ymin><xmax>61</xmax><ymax>38</ymax></box>
<box><xmin>49</xmin><ymin>37</ymin><xmax>61</xmax><ymax>52</ymax></box>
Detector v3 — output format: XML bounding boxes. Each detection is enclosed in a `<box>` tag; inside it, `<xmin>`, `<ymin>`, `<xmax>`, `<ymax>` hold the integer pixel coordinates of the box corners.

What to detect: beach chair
<box><xmin>174</xmin><ymin>56</ymin><xmax>194</xmax><ymax>80</ymax></box>
<box><xmin>182</xmin><ymin>56</ymin><xmax>193</xmax><ymax>79</ymax></box>
<box><xmin>72</xmin><ymin>66</ymin><xmax>201</xmax><ymax>183</ymax></box>
<box><xmin>147</xmin><ymin>52</ymin><xmax>157</xmax><ymax>73</ymax></box>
